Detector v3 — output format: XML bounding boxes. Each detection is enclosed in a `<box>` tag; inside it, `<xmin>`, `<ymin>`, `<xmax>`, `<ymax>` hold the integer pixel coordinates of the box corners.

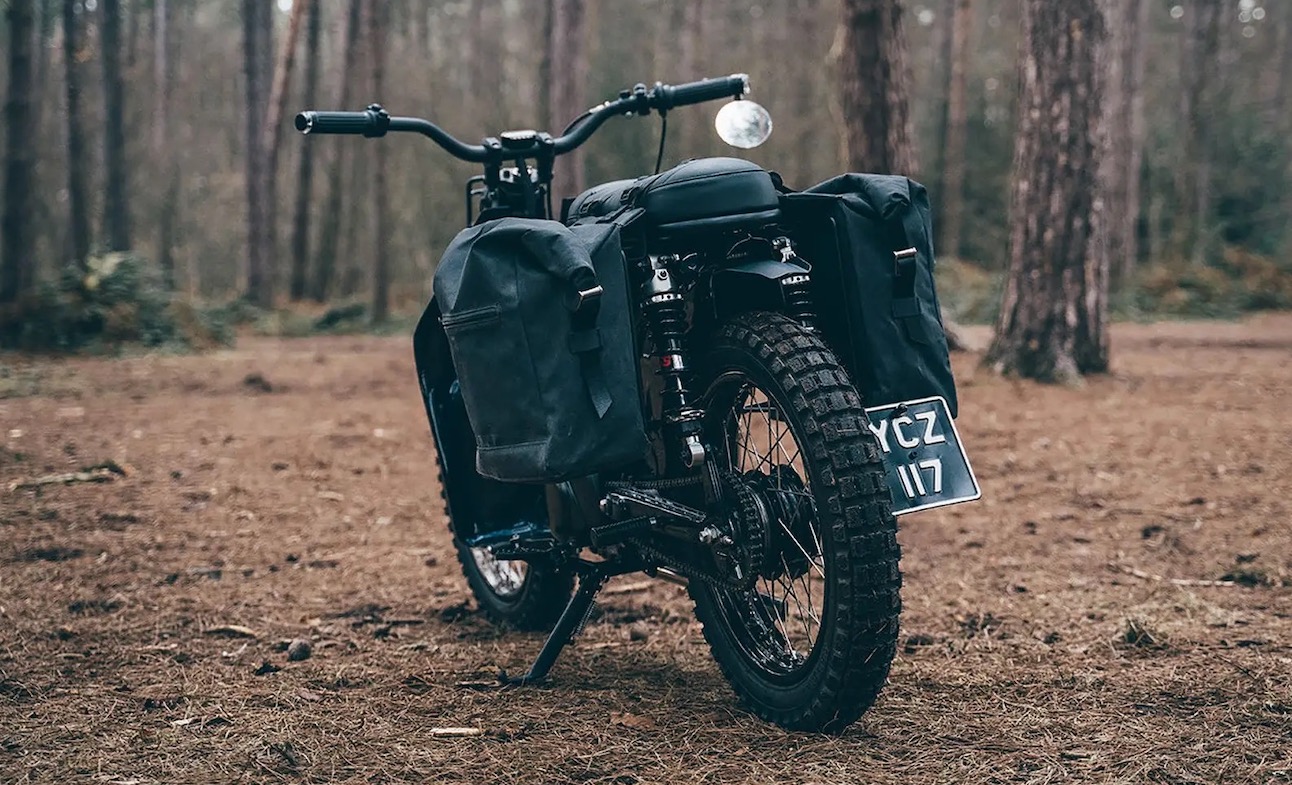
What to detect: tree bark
<box><xmin>63</xmin><ymin>0</ymin><xmax>91</xmax><ymax>274</ymax></box>
<box><xmin>34</xmin><ymin>0</ymin><xmax>56</xmax><ymax>100</ymax></box>
<box><xmin>939</xmin><ymin>0</ymin><xmax>972</xmax><ymax>259</ymax></box>
<box><xmin>984</xmin><ymin>0</ymin><xmax>1108</xmax><ymax>383</ymax></box>
<box><xmin>369</xmin><ymin>0</ymin><xmax>390</xmax><ymax>323</ymax></box>
<box><xmin>290</xmin><ymin>0</ymin><xmax>323</xmax><ymax>301</ymax></box>
<box><xmin>101</xmin><ymin>0</ymin><xmax>132</xmax><ymax>252</ymax></box>
<box><xmin>678</xmin><ymin>0</ymin><xmax>707</xmax><ymax>157</ymax></box>
<box><xmin>1099</xmin><ymin>0</ymin><xmax>1148</xmax><ymax>289</ymax></box>
<box><xmin>242</xmin><ymin>0</ymin><xmax>275</xmax><ymax>306</ymax></box>
<box><xmin>837</xmin><ymin>0</ymin><xmax>918</xmax><ymax>174</ymax></box>
<box><xmin>547</xmin><ymin>0</ymin><xmax>588</xmax><ymax>201</ymax></box>
<box><xmin>339</xmin><ymin>0</ymin><xmax>372</xmax><ymax>299</ymax></box>
<box><xmin>125</xmin><ymin>0</ymin><xmax>141</xmax><ymax>69</ymax></box>
<box><xmin>1</xmin><ymin>0</ymin><xmax>36</xmax><ymax>305</ymax></box>
<box><xmin>1278</xmin><ymin>3</ymin><xmax>1292</xmax><ymax>263</ymax></box>
<box><xmin>1176</xmin><ymin>0</ymin><xmax>1221</xmax><ymax>266</ymax></box>
<box><xmin>312</xmin><ymin>0</ymin><xmax>363</xmax><ymax>302</ymax></box>
<box><xmin>264</xmin><ymin>0</ymin><xmax>309</xmax><ymax>172</ymax></box>
<box><xmin>153</xmin><ymin>0</ymin><xmax>181</xmax><ymax>288</ymax></box>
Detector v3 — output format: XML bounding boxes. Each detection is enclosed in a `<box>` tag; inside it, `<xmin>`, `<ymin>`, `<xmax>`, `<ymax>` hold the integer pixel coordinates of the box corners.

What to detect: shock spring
<box><xmin>642</xmin><ymin>255</ymin><xmax>705</xmax><ymax>468</ymax></box>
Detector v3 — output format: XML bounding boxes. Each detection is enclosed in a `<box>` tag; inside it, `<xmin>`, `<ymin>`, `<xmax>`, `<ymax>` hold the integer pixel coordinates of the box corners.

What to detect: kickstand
<box><xmin>498</xmin><ymin>562</ymin><xmax>611</xmax><ymax>687</ymax></box>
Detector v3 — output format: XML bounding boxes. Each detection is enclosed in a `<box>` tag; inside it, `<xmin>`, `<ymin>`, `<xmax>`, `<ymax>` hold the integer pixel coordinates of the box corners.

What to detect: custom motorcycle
<box><xmin>296</xmin><ymin>74</ymin><xmax>979</xmax><ymax>732</ymax></box>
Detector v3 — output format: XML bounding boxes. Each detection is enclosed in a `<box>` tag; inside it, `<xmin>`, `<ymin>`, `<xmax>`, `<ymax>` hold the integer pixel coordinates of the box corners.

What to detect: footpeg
<box><xmin>588</xmin><ymin>516</ymin><xmax>654</xmax><ymax>548</ymax></box>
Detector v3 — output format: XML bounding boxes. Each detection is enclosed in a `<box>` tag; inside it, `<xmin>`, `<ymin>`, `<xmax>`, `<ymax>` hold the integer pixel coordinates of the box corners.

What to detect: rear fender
<box><xmin>709</xmin><ymin>257</ymin><xmax>811</xmax><ymax>321</ymax></box>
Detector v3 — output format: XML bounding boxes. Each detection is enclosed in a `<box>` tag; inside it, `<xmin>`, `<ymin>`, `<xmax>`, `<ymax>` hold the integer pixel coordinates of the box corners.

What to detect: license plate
<box><xmin>865</xmin><ymin>396</ymin><xmax>980</xmax><ymax>515</ymax></box>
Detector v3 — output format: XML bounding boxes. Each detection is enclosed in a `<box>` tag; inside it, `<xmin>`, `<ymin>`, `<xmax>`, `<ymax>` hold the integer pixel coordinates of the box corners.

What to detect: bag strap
<box><xmin>516</xmin><ymin>224</ymin><xmax>614</xmax><ymax>418</ymax></box>
<box><xmin>891</xmin><ymin>206</ymin><xmax>931</xmax><ymax>345</ymax></box>
<box><xmin>568</xmin><ymin>312</ymin><xmax>613</xmax><ymax>419</ymax></box>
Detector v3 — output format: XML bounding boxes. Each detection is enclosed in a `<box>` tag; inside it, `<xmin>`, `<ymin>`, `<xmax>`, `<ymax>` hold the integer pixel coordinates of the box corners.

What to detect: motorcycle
<box><xmin>295</xmin><ymin>74</ymin><xmax>979</xmax><ymax>732</ymax></box>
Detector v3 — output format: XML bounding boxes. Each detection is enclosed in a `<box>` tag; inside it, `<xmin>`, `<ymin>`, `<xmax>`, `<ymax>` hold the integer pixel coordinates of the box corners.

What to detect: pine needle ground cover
<box><xmin>1</xmin><ymin>316</ymin><xmax>1290</xmax><ymax>784</ymax></box>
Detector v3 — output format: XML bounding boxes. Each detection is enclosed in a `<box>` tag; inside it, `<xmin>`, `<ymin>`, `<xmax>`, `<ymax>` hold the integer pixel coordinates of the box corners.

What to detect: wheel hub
<box><xmin>707</xmin><ymin>472</ymin><xmax>772</xmax><ymax>589</ymax></box>
<box><xmin>741</xmin><ymin>467</ymin><xmax>817</xmax><ymax>581</ymax></box>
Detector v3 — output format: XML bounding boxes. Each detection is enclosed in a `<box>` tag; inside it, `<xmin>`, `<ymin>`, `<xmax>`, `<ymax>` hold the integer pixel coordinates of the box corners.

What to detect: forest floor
<box><xmin>2</xmin><ymin>315</ymin><xmax>1291</xmax><ymax>785</ymax></box>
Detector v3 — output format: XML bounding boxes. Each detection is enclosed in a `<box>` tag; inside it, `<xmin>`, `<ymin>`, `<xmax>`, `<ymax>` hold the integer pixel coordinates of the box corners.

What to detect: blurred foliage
<box><xmin>0</xmin><ymin>253</ymin><xmax>233</xmax><ymax>352</ymax></box>
<box><xmin>935</xmin><ymin>257</ymin><xmax>1005</xmax><ymax>325</ymax></box>
<box><xmin>1131</xmin><ymin>247</ymin><xmax>1292</xmax><ymax>318</ymax></box>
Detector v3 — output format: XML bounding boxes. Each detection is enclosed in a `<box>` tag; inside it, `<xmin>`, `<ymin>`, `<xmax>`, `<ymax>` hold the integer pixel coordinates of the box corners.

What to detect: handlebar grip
<box><xmin>659</xmin><ymin>74</ymin><xmax>749</xmax><ymax>110</ymax></box>
<box><xmin>295</xmin><ymin>107</ymin><xmax>389</xmax><ymax>137</ymax></box>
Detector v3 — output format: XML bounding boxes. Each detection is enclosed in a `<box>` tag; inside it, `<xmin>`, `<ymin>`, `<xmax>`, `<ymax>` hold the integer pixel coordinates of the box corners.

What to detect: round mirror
<box><xmin>715</xmin><ymin>100</ymin><xmax>773</xmax><ymax>149</ymax></box>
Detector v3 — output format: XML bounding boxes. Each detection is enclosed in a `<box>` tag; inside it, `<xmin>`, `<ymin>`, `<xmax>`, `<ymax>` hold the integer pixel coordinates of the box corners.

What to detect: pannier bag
<box><xmin>433</xmin><ymin>218</ymin><xmax>648</xmax><ymax>483</ymax></box>
<box><xmin>781</xmin><ymin>174</ymin><xmax>959</xmax><ymax>416</ymax></box>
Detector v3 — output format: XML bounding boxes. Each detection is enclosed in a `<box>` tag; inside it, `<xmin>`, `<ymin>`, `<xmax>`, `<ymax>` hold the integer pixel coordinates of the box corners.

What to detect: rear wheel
<box><xmin>692</xmin><ymin>312</ymin><xmax>901</xmax><ymax>732</ymax></box>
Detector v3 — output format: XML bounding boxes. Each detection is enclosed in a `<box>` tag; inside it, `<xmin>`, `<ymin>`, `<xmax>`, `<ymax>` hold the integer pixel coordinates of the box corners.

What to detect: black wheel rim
<box><xmin>705</xmin><ymin>371</ymin><xmax>828</xmax><ymax>682</ymax></box>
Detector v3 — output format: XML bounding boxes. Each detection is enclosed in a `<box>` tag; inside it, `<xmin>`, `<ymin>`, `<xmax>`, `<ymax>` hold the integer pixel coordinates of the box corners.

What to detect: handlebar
<box><xmin>294</xmin><ymin>74</ymin><xmax>750</xmax><ymax>164</ymax></box>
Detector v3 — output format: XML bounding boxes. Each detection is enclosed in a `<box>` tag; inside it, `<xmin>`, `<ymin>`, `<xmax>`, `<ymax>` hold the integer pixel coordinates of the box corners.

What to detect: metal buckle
<box><xmin>575</xmin><ymin>285</ymin><xmax>604</xmax><ymax>310</ymax></box>
<box><xmin>894</xmin><ymin>247</ymin><xmax>918</xmax><ymax>276</ymax></box>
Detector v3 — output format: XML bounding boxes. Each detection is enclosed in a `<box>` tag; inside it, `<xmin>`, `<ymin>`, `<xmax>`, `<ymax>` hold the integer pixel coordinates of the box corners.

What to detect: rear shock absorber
<box><xmin>642</xmin><ymin>254</ymin><xmax>706</xmax><ymax>469</ymax></box>
<box><xmin>773</xmin><ymin>237</ymin><xmax>814</xmax><ymax>323</ymax></box>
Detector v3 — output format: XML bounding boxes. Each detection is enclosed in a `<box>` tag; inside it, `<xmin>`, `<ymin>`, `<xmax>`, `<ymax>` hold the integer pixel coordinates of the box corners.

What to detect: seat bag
<box><xmin>781</xmin><ymin>174</ymin><xmax>958</xmax><ymax>415</ymax></box>
<box><xmin>564</xmin><ymin>158</ymin><xmax>780</xmax><ymax>233</ymax></box>
<box><xmin>432</xmin><ymin>217</ymin><xmax>648</xmax><ymax>482</ymax></box>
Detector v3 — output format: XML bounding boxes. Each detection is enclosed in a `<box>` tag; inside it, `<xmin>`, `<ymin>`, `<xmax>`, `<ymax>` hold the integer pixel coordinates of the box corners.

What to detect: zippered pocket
<box><xmin>441</xmin><ymin>302</ymin><xmax>545</xmax><ymax>451</ymax></box>
<box><xmin>439</xmin><ymin>304</ymin><xmax>500</xmax><ymax>329</ymax></box>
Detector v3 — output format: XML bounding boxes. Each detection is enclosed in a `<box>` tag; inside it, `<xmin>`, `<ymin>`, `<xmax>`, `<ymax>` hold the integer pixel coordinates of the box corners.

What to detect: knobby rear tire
<box><xmin>690</xmin><ymin>311</ymin><xmax>902</xmax><ymax>732</ymax></box>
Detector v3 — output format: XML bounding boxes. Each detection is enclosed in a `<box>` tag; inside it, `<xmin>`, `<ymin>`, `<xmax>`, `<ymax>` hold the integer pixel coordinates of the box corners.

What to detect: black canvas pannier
<box><xmin>782</xmin><ymin>174</ymin><xmax>958</xmax><ymax>415</ymax></box>
<box><xmin>432</xmin><ymin>217</ymin><xmax>648</xmax><ymax>482</ymax></box>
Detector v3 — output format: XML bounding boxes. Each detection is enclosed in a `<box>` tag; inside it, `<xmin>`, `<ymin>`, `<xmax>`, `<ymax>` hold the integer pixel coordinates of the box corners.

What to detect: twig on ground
<box><xmin>7</xmin><ymin>460</ymin><xmax>131</xmax><ymax>493</ymax></box>
<box><xmin>1113</xmin><ymin>563</ymin><xmax>1236</xmax><ymax>588</ymax></box>
<box><xmin>429</xmin><ymin>727</ymin><xmax>484</xmax><ymax>738</ymax></box>
<box><xmin>604</xmin><ymin>580</ymin><xmax>654</xmax><ymax>596</ymax></box>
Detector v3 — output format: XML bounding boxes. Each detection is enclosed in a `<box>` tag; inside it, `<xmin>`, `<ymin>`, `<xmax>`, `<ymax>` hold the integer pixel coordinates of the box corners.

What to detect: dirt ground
<box><xmin>2</xmin><ymin>315</ymin><xmax>1290</xmax><ymax>785</ymax></box>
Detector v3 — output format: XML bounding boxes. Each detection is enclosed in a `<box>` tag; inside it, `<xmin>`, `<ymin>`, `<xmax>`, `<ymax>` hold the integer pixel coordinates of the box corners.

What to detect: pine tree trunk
<box><xmin>312</xmin><ymin>0</ymin><xmax>363</xmax><ymax>302</ymax></box>
<box><xmin>339</xmin><ymin>0</ymin><xmax>372</xmax><ymax>299</ymax></box>
<box><xmin>243</xmin><ymin>0</ymin><xmax>274</xmax><ymax>307</ymax></box>
<box><xmin>369</xmin><ymin>0</ymin><xmax>390</xmax><ymax>324</ymax></box>
<box><xmin>34</xmin><ymin>0</ymin><xmax>56</xmax><ymax>102</ymax></box>
<box><xmin>153</xmin><ymin>0</ymin><xmax>179</xmax><ymax>288</ymax></box>
<box><xmin>125</xmin><ymin>0</ymin><xmax>140</xmax><ymax>69</ymax></box>
<box><xmin>263</xmin><ymin>0</ymin><xmax>309</xmax><ymax>175</ymax></box>
<box><xmin>101</xmin><ymin>0</ymin><xmax>132</xmax><ymax>252</ymax></box>
<box><xmin>1</xmin><ymin>0</ymin><xmax>36</xmax><ymax>305</ymax></box>
<box><xmin>1177</xmin><ymin>0</ymin><xmax>1221</xmax><ymax>266</ymax></box>
<box><xmin>290</xmin><ymin>0</ymin><xmax>322</xmax><ymax>301</ymax></box>
<box><xmin>1278</xmin><ymin>3</ymin><xmax>1292</xmax><ymax>263</ymax></box>
<box><xmin>63</xmin><ymin>0</ymin><xmax>91</xmax><ymax>274</ymax></box>
<box><xmin>837</xmin><ymin>0</ymin><xmax>918</xmax><ymax>174</ymax></box>
<box><xmin>679</xmin><ymin>0</ymin><xmax>707</xmax><ymax>157</ymax></box>
<box><xmin>984</xmin><ymin>0</ymin><xmax>1108</xmax><ymax>383</ymax></box>
<box><xmin>939</xmin><ymin>0</ymin><xmax>972</xmax><ymax>259</ymax></box>
<box><xmin>1099</xmin><ymin>0</ymin><xmax>1148</xmax><ymax>290</ymax></box>
<box><xmin>547</xmin><ymin>0</ymin><xmax>587</xmax><ymax>202</ymax></box>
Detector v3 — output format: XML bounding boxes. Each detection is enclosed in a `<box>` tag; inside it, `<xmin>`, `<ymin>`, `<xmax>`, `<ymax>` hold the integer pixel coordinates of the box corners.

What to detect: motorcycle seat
<box><xmin>565</xmin><ymin>157</ymin><xmax>781</xmax><ymax>239</ymax></box>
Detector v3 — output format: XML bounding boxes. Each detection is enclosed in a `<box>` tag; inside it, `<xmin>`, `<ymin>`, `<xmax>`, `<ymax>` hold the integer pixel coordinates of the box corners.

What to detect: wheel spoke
<box><xmin>706</xmin><ymin>371</ymin><xmax>833</xmax><ymax>678</ymax></box>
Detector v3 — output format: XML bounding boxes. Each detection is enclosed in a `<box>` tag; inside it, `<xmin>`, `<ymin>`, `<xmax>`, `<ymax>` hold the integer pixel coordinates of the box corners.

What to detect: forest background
<box><xmin>1</xmin><ymin>0</ymin><xmax>1290</xmax><ymax>342</ymax></box>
